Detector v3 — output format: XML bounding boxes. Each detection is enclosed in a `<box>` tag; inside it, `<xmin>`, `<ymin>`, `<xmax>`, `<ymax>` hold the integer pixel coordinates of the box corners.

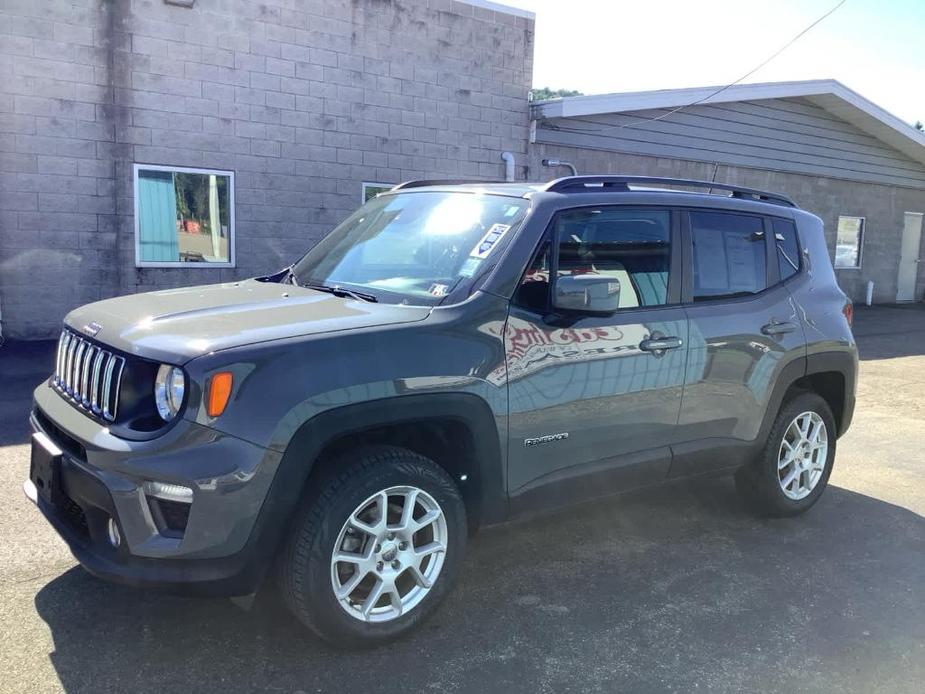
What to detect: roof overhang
<box><xmin>459</xmin><ymin>0</ymin><xmax>534</xmax><ymax>20</ymax></box>
<box><xmin>531</xmin><ymin>79</ymin><xmax>925</xmax><ymax>167</ymax></box>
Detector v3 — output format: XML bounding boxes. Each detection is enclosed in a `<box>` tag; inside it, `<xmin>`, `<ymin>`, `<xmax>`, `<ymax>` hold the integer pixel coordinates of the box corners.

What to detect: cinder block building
<box><xmin>2</xmin><ymin>1</ymin><xmax>924</xmax><ymax>340</ymax></box>
<box><xmin>0</xmin><ymin>0</ymin><xmax>535</xmax><ymax>338</ymax></box>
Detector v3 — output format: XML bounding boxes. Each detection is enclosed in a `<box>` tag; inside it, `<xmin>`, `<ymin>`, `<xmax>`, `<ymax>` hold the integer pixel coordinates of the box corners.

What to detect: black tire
<box><xmin>735</xmin><ymin>391</ymin><xmax>837</xmax><ymax>517</ymax></box>
<box><xmin>277</xmin><ymin>445</ymin><xmax>467</xmax><ymax>648</ymax></box>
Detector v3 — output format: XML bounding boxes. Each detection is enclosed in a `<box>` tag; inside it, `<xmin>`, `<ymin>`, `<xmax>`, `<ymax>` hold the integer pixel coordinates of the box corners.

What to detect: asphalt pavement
<box><xmin>1</xmin><ymin>305</ymin><xmax>923</xmax><ymax>693</ymax></box>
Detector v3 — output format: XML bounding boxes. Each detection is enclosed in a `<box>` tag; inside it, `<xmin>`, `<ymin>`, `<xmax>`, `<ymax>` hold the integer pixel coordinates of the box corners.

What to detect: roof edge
<box><xmin>531</xmin><ymin>79</ymin><xmax>925</xmax><ymax>167</ymax></box>
<box><xmin>531</xmin><ymin>79</ymin><xmax>843</xmax><ymax>118</ymax></box>
<box><xmin>457</xmin><ymin>0</ymin><xmax>535</xmax><ymax>20</ymax></box>
<box><xmin>818</xmin><ymin>81</ymin><xmax>925</xmax><ymax>153</ymax></box>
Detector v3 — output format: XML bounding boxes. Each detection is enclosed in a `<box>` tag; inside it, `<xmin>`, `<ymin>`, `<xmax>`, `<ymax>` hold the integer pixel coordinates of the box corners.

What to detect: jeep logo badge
<box><xmin>83</xmin><ymin>321</ymin><xmax>102</xmax><ymax>337</ymax></box>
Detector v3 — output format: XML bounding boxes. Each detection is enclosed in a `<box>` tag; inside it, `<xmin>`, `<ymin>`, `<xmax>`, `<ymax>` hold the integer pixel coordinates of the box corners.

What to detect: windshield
<box><xmin>291</xmin><ymin>192</ymin><xmax>528</xmax><ymax>305</ymax></box>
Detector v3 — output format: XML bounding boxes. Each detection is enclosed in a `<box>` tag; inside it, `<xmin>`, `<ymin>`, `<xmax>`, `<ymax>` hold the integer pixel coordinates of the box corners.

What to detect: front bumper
<box><xmin>27</xmin><ymin>381</ymin><xmax>284</xmax><ymax>596</ymax></box>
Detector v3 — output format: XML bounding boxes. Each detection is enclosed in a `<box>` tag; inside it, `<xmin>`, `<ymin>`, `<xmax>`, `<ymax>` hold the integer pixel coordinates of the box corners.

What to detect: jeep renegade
<box><xmin>26</xmin><ymin>176</ymin><xmax>857</xmax><ymax>647</ymax></box>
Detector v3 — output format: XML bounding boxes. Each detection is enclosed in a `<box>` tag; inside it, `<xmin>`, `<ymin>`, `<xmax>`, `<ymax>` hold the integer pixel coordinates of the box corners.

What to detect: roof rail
<box><xmin>542</xmin><ymin>175</ymin><xmax>797</xmax><ymax>207</ymax></box>
<box><xmin>391</xmin><ymin>179</ymin><xmax>505</xmax><ymax>191</ymax></box>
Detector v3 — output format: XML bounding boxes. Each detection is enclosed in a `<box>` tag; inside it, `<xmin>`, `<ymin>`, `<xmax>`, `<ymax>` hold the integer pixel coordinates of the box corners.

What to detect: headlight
<box><xmin>154</xmin><ymin>364</ymin><xmax>185</xmax><ymax>421</ymax></box>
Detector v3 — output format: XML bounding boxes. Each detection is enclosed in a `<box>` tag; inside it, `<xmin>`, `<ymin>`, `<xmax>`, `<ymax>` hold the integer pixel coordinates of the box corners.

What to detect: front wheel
<box><xmin>736</xmin><ymin>392</ymin><xmax>837</xmax><ymax>517</ymax></box>
<box><xmin>277</xmin><ymin>446</ymin><xmax>467</xmax><ymax>648</ymax></box>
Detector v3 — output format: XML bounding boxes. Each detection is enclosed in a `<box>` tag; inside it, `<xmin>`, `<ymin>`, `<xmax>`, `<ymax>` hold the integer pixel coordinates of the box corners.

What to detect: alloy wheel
<box><xmin>777</xmin><ymin>411</ymin><xmax>828</xmax><ymax>500</ymax></box>
<box><xmin>330</xmin><ymin>486</ymin><xmax>448</xmax><ymax>623</ymax></box>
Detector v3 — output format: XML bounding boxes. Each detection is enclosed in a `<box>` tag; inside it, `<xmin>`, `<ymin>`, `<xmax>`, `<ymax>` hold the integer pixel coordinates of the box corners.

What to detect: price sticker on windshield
<box><xmin>469</xmin><ymin>224</ymin><xmax>511</xmax><ymax>260</ymax></box>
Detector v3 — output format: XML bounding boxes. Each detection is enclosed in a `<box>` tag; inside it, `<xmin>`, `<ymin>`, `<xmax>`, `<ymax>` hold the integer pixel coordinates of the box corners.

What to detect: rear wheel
<box><xmin>736</xmin><ymin>392</ymin><xmax>836</xmax><ymax>517</ymax></box>
<box><xmin>278</xmin><ymin>446</ymin><xmax>466</xmax><ymax>648</ymax></box>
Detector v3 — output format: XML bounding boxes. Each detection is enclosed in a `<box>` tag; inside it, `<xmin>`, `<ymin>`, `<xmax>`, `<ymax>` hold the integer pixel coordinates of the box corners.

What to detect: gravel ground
<box><xmin>0</xmin><ymin>305</ymin><xmax>923</xmax><ymax>693</ymax></box>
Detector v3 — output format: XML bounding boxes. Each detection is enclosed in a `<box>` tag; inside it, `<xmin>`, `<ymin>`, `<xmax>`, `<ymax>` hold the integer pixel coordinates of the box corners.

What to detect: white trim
<box><xmin>456</xmin><ymin>0</ymin><xmax>535</xmax><ymax>20</ymax></box>
<box><xmin>133</xmin><ymin>163</ymin><xmax>236</xmax><ymax>269</ymax></box>
<box><xmin>362</xmin><ymin>181</ymin><xmax>393</xmax><ymax>203</ymax></box>
<box><xmin>532</xmin><ymin>79</ymin><xmax>925</xmax><ymax>168</ymax></box>
<box><xmin>834</xmin><ymin>215</ymin><xmax>865</xmax><ymax>270</ymax></box>
<box><xmin>897</xmin><ymin>211</ymin><xmax>924</xmax><ymax>301</ymax></box>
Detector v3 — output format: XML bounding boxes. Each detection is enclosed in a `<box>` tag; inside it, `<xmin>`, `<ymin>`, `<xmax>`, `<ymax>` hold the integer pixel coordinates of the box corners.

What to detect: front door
<box><xmin>897</xmin><ymin>212</ymin><xmax>923</xmax><ymax>302</ymax></box>
<box><xmin>505</xmin><ymin>206</ymin><xmax>688</xmax><ymax>503</ymax></box>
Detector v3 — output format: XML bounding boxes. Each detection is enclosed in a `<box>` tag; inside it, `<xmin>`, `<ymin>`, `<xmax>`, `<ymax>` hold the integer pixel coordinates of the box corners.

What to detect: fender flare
<box><xmin>246</xmin><ymin>392</ymin><xmax>507</xmax><ymax>568</ymax></box>
<box><xmin>756</xmin><ymin>350</ymin><xmax>856</xmax><ymax>444</ymax></box>
<box><xmin>806</xmin><ymin>350</ymin><xmax>857</xmax><ymax>435</ymax></box>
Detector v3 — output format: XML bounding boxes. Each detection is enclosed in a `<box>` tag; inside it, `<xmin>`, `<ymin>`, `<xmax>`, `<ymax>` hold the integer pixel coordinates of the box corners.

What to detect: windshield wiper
<box><xmin>303</xmin><ymin>282</ymin><xmax>379</xmax><ymax>303</ymax></box>
<box><xmin>276</xmin><ymin>264</ymin><xmax>300</xmax><ymax>286</ymax></box>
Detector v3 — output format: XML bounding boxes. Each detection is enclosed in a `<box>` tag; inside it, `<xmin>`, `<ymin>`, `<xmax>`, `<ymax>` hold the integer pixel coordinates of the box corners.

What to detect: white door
<box><xmin>897</xmin><ymin>212</ymin><xmax>924</xmax><ymax>302</ymax></box>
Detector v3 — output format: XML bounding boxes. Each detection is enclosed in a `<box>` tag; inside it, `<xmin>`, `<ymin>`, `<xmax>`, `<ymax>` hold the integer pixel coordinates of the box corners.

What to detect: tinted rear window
<box><xmin>772</xmin><ymin>218</ymin><xmax>800</xmax><ymax>281</ymax></box>
<box><xmin>690</xmin><ymin>212</ymin><xmax>767</xmax><ymax>301</ymax></box>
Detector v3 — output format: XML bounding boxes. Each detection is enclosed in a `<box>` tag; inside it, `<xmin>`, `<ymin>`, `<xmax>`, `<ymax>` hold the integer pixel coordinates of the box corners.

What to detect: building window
<box><xmin>362</xmin><ymin>182</ymin><xmax>392</xmax><ymax>203</ymax></box>
<box><xmin>834</xmin><ymin>216</ymin><xmax>864</xmax><ymax>269</ymax></box>
<box><xmin>134</xmin><ymin>164</ymin><xmax>234</xmax><ymax>267</ymax></box>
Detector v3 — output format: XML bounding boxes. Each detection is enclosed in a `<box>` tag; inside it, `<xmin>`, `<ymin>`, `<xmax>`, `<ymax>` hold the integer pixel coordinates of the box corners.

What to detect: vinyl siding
<box><xmin>534</xmin><ymin>97</ymin><xmax>925</xmax><ymax>189</ymax></box>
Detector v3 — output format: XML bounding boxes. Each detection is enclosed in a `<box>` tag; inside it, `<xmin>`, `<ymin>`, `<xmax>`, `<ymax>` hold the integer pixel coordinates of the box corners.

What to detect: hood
<box><xmin>64</xmin><ymin>279</ymin><xmax>432</xmax><ymax>363</ymax></box>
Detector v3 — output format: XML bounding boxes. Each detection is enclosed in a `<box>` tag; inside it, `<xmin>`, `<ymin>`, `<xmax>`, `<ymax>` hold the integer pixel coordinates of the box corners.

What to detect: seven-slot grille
<box><xmin>53</xmin><ymin>329</ymin><xmax>125</xmax><ymax>421</ymax></box>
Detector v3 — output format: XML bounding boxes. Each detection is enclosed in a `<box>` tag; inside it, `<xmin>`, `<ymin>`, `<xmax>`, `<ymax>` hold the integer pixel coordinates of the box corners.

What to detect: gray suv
<box><xmin>26</xmin><ymin>176</ymin><xmax>857</xmax><ymax>647</ymax></box>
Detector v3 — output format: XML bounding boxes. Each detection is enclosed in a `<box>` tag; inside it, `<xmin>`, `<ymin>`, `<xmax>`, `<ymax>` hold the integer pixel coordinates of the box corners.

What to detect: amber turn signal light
<box><xmin>206</xmin><ymin>371</ymin><xmax>233</xmax><ymax>417</ymax></box>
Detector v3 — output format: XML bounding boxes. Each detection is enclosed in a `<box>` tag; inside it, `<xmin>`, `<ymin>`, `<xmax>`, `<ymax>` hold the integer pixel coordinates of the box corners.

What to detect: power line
<box><xmin>546</xmin><ymin>0</ymin><xmax>848</xmax><ymax>134</ymax></box>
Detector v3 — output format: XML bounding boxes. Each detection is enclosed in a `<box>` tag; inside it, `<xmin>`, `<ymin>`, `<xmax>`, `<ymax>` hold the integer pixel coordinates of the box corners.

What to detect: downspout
<box><xmin>501</xmin><ymin>151</ymin><xmax>516</xmax><ymax>182</ymax></box>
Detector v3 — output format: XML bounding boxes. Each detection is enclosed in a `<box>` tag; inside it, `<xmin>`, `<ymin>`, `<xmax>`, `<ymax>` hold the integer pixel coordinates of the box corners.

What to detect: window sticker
<box><xmin>458</xmin><ymin>257</ymin><xmax>481</xmax><ymax>278</ymax></box>
<box><xmin>469</xmin><ymin>223</ymin><xmax>511</xmax><ymax>259</ymax></box>
<box><xmin>428</xmin><ymin>283</ymin><xmax>449</xmax><ymax>297</ymax></box>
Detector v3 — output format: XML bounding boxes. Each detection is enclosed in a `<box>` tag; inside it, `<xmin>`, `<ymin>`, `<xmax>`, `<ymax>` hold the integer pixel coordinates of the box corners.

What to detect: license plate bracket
<box><xmin>30</xmin><ymin>432</ymin><xmax>63</xmax><ymax>506</ymax></box>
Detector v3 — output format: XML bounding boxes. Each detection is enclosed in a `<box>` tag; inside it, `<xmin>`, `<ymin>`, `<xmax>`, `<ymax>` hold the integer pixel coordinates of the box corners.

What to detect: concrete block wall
<box><xmin>0</xmin><ymin>0</ymin><xmax>535</xmax><ymax>338</ymax></box>
<box><xmin>0</xmin><ymin>0</ymin><xmax>119</xmax><ymax>339</ymax></box>
<box><xmin>529</xmin><ymin>144</ymin><xmax>925</xmax><ymax>305</ymax></box>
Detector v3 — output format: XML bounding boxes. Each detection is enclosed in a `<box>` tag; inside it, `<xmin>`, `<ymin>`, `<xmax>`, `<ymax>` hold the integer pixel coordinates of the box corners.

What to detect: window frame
<box><xmin>833</xmin><ymin>215</ymin><xmax>865</xmax><ymax>270</ymax></box>
<box><xmin>361</xmin><ymin>181</ymin><xmax>393</xmax><ymax>203</ymax></box>
<box><xmin>769</xmin><ymin>215</ymin><xmax>802</xmax><ymax>284</ymax></box>
<box><xmin>680</xmin><ymin>208</ymin><xmax>775</xmax><ymax>306</ymax></box>
<box><xmin>133</xmin><ymin>163</ymin><xmax>236</xmax><ymax>269</ymax></box>
<box><xmin>513</xmin><ymin>204</ymin><xmax>683</xmax><ymax>316</ymax></box>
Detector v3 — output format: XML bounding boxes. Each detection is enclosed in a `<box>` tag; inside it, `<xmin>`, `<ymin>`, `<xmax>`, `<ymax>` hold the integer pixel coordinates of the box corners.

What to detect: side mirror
<box><xmin>553</xmin><ymin>274</ymin><xmax>620</xmax><ymax>314</ymax></box>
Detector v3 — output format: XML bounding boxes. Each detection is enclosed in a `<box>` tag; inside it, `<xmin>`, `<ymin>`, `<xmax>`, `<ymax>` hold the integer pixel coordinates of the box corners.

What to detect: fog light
<box><xmin>143</xmin><ymin>480</ymin><xmax>193</xmax><ymax>503</ymax></box>
<box><xmin>107</xmin><ymin>517</ymin><xmax>121</xmax><ymax>548</ymax></box>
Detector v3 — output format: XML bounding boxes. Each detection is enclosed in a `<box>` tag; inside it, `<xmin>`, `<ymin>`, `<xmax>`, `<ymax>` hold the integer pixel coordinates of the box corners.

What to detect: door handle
<box><xmin>761</xmin><ymin>320</ymin><xmax>798</xmax><ymax>336</ymax></box>
<box><xmin>639</xmin><ymin>335</ymin><xmax>683</xmax><ymax>353</ymax></box>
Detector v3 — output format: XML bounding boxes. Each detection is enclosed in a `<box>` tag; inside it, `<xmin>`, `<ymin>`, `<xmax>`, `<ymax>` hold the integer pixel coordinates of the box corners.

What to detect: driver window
<box><xmin>555</xmin><ymin>208</ymin><xmax>672</xmax><ymax>308</ymax></box>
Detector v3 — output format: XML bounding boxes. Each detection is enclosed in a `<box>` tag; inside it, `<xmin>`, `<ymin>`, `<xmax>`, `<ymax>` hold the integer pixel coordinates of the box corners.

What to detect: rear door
<box><xmin>505</xmin><ymin>206</ymin><xmax>689</xmax><ymax>505</ymax></box>
<box><xmin>674</xmin><ymin>209</ymin><xmax>806</xmax><ymax>476</ymax></box>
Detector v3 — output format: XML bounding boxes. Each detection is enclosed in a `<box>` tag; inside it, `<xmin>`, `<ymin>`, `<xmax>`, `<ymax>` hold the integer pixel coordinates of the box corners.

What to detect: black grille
<box><xmin>34</xmin><ymin>408</ymin><xmax>86</xmax><ymax>461</ymax></box>
<box><xmin>146</xmin><ymin>497</ymin><xmax>191</xmax><ymax>537</ymax></box>
<box><xmin>52</xmin><ymin>328</ymin><xmax>125</xmax><ymax>422</ymax></box>
<box><xmin>60</xmin><ymin>493</ymin><xmax>89</xmax><ymax>538</ymax></box>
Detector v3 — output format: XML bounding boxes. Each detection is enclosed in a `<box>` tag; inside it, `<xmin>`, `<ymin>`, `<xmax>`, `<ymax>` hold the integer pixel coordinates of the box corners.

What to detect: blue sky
<box><xmin>499</xmin><ymin>0</ymin><xmax>925</xmax><ymax>126</ymax></box>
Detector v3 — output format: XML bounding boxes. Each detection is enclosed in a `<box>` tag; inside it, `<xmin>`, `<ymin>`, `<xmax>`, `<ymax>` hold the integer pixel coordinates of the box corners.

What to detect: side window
<box><xmin>555</xmin><ymin>208</ymin><xmax>672</xmax><ymax>308</ymax></box>
<box><xmin>690</xmin><ymin>211</ymin><xmax>767</xmax><ymax>301</ymax></box>
<box><xmin>772</xmin><ymin>218</ymin><xmax>801</xmax><ymax>281</ymax></box>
